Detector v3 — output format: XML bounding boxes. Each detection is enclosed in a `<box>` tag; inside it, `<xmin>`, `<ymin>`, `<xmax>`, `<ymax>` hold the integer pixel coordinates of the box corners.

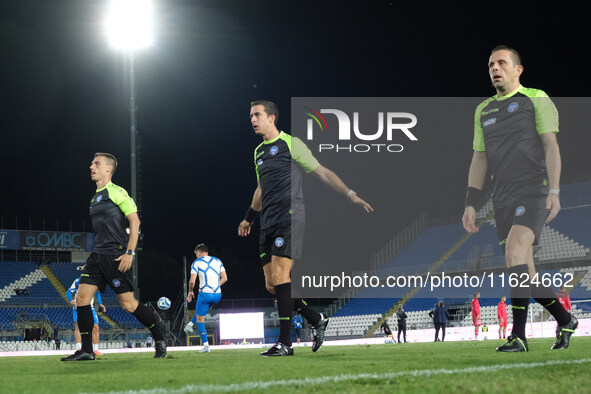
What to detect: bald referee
<box><xmin>238</xmin><ymin>100</ymin><xmax>373</xmax><ymax>357</ymax></box>
<box><xmin>61</xmin><ymin>153</ymin><xmax>166</xmax><ymax>361</ymax></box>
<box><xmin>462</xmin><ymin>46</ymin><xmax>577</xmax><ymax>352</ymax></box>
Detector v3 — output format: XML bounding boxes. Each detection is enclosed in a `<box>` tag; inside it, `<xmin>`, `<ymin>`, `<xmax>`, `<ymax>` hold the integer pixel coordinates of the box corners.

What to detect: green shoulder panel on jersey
<box><xmin>518</xmin><ymin>87</ymin><xmax>559</xmax><ymax>135</ymax></box>
<box><xmin>253</xmin><ymin>140</ymin><xmax>265</xmax><ymax>180</ymax></box>
<box><xmin>106</xmin><ymin>182</ymin><xmax>137</xmax><ymax>216</ymax></box>
<box><xmin>287</xmin><ymin>134</ymin><xmax>320</xmax><ymax>173</ymax></box>
<box><xmin>473</xmin><ymin>97</ymin><xmax>495</xmax><ymax>152</ymax></box>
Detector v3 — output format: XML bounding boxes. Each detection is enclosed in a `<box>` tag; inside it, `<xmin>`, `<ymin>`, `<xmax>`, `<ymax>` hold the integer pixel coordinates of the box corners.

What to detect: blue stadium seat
<box><xmin>50</xmin><ymin>262</ymin><xmax>119</xmax><ymax>304</ymax></box>
<box><xmin>333</xmin><ymin>181</ymin><xmax>591</xmax><ymax>319</ymax></box>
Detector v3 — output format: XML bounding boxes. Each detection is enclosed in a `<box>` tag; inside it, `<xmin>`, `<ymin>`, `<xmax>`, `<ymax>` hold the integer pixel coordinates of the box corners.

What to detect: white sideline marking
<box><xmin>0</xmin><ymin>340</ymin><xmax>380</xmax><ymax>357</ymax></box>
<box><xmin>97</xmin><ymin>358</ymin><xmax>591</xmax><ymax>394</ymax></box>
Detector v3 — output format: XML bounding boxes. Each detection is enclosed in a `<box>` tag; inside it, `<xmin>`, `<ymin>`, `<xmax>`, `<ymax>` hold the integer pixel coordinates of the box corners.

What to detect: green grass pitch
<box><xmin>1</xmin><ymin>338</ymin><xmax>591</xmax><ymax>393</ymax></box>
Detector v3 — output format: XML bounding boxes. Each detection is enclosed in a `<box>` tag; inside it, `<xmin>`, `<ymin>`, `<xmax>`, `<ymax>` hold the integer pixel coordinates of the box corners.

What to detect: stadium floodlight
<box><xmin>105</xmin><ymin>0</ymin><xmax>153</xmax><ymax>50</ymax></box>
<box><xmin>104</xmin><ymin>0</ymin><xmax>154</xmax><ymax>298</ymax></box>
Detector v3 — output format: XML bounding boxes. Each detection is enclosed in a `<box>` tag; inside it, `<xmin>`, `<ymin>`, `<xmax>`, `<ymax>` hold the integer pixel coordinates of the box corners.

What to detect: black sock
<box><xmin>532</xmin><ymin>283</ymin><xmax>571</xmax><ymax>326</ymax></box>
<box><xmin>293</xmin><ymin>299</ymin><xmax>321</xmax><ymax>326</ymax></box>
<box><xmin>77</xmin><ymin>305</ymin><xmax>94</xmax><ymax>354</ymax></box>
<box><xmin>132</xmin><ymin>303</ymin><xmax>165</xmax><ymax>341</ymax></box>
<box><xmin>274</xmin><ymin>282</ymin><xmax>293</xmax><ymax>347</ymax></box>
<box><xmin>508</xmin><ymin>264</ymin><xmax>530</xmax><ymax>340</ymax></box>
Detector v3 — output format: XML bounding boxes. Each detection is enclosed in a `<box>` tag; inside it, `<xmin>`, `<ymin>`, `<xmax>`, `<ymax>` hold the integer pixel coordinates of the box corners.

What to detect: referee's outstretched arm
<box><xmin>310</xmin><ymin>165</ymin><xmax>374</xmax><ymax>213</ymax></box>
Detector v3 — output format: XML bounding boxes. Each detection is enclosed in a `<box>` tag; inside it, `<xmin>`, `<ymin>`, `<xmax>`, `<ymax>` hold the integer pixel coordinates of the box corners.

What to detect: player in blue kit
<box><xmin>67</xmin><ymin>275</ymin><xmax>106</xmax><ymax>355</ymax></box>
<box><xmin>184</xmin><ymin>244</ymin><xmax>227</xmax><ymax>353</ymax></box>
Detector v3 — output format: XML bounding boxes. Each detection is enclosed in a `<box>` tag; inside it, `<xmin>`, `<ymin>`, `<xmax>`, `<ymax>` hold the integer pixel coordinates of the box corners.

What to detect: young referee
<box><xmin>61</xmin><ymin>153</ymin><xmax>166</xmax><ymax>361</ymax></box>
<box><xmin>238</xmin><ymin>101</ymin><xmax>373</xmax><ymax>356</ymax></box>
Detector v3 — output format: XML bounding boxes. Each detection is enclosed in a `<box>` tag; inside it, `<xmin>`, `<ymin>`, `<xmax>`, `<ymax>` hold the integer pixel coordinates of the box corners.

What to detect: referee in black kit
<box><xmin>462</xmin><ymin>46</ymin><xmax>577</xmax><ymax>352</ymax></box>
<box><xmin>239</xmin><ymin>101</ymin><xmax>373</xmax><ymax>356</ymax></box>
<box><xmin>61</xmin><ymin>153</ymin><xmax>166</xmax><ymax>361</ymax></box>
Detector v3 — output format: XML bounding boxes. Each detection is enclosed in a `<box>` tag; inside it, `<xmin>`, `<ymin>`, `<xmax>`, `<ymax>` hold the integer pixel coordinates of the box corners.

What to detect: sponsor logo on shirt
<box><xmin>274</xmin><ymin>237</ymin><xmax>284</xmax><ymax>247</ymax></box>
<box><xmin>483</xmin><ymin>117</ymin><xmax>496</xmax><ymax>127</ymax></box>
<box><xmin>96</xmin><ymin>195</ymin><xmax>103</xmax><ymax>203</ymax></box>
<box><xmin>508</xmin><ymin>102</ymin><xmax>519</xmax><ymax>112</ymax></box>
<box><xmin>257</xmin><ymin>159</ymin><xmax>263</xmax><ymax>166</ymax></box>
<box><xmin>481</xmin><ymin>108</ymin><xmax>499</xmax><ymax>116</ymax></box>
<box><xmin>270</xmin><ymin>146</ymin><xmax>279</xmax><ymax>155</ymax></box>
<box><xmin>515</xmin><ymin>206</ymin><xmax>526</xmax><ymax>216</ymax></box>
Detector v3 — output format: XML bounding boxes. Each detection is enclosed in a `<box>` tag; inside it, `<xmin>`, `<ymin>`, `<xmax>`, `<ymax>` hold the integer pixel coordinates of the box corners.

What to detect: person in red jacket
<box><xmin>497</xmin><ymin>295</ymin><xmax>508</xmax><ymax>339</ymax></box>
<box><xmin>556</xmin><ymin>286</ymin><xmax>571</xmax><ymax>313</ymax></box>
<box><xmin>472</xmin><ymin>292</ymin><xmax>481</xmax><ymax>339</ymax></box>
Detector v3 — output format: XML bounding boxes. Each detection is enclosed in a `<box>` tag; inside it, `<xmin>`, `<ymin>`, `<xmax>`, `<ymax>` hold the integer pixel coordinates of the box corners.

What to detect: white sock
<box><xmin>188</xmin><ymin>322</ymin><xmax>194</xmax><ymax>327</ymax></box>
<box><xmin>203</xmin><ymin>341</ymin><xmax>209</xmax><ymax>347</ymax></box>
<box><xmin>93</xmin><ymin>344</ymin><xmax>99</xmax><ymax>351</ymax></box>
<box><xmin>76</xmin><ymin>343</ymin><xmax>82</xmax><ymax>350</ymax></box>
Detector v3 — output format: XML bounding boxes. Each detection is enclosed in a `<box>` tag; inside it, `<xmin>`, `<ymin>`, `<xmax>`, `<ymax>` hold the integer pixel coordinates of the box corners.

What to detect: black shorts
<box><xmin>259</xmin><ymin>221</ymin><xmax>304</xmax><ymax>266</ymax></box>
<box><xmin>384</xmin><ymin>327</ymin><xmax>392</xmax><ymax>336</ymax></box>
<box><xmin>495</xmin><ymin>197</ymin><xmax>547</xmax><ymax>254</ymax></box>
<box><xmin>79</xmin><ymin>252</ymin><xmax>135</xmax><ymax>294</ymax></box>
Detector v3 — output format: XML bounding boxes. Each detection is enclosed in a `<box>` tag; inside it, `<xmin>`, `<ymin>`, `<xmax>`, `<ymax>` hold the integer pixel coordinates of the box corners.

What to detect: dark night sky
<box><xmin>1</xmin><ymin>1</ymin><xmax>590</xmax><ymax>302</ymax></box>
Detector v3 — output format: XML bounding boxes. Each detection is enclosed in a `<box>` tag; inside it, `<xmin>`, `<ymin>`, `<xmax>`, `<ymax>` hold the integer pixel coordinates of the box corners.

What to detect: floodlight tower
<box><xmin>105</xmin><ymin>0</ymin><xmax>153</xmax><ymax>298</ymax></box>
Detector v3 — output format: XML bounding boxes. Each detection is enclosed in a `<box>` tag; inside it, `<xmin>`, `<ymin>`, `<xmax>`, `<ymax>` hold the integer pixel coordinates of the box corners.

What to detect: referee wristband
<box><xmin>244</xmin><ymin>207</ymin><xmax>258</xmax><ymax>223</ymax></box>
<box><xmin>549</xmin><ymin>189</ymin><xmax>560</xmax><ymax>196</ymax></box>
<box><xmin>465</xmin><ymin>187</ymin><xmax>482</xmax><ymax>208</ymax></box>
<box><xmin>347</xmin><ymin>189</ymin><xmax>357</xmax><ymax>200</ymax></box>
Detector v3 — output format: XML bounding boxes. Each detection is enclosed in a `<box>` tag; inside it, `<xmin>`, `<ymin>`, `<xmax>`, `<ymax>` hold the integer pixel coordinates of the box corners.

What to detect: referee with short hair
<box><xmin>462</xmin><ymin>46</ymin><xmax>576</xmax><ymax>352</ymax></box>
<box><xmin>238</xmin><ymin>100</ymin><xmax>373</xmax><ymax>357</ymax></box>
<box><xmin>61</xmin><ymin>153</ymin><xmax>166</xmax><ymax>361</ymax></box>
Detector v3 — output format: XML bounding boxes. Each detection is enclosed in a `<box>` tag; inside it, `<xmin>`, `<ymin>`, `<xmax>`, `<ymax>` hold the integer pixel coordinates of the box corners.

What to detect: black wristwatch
<box><xmin>126</xmin><ymin>249</ymin><xmax>136</xmax><ymax>256</ymax></box>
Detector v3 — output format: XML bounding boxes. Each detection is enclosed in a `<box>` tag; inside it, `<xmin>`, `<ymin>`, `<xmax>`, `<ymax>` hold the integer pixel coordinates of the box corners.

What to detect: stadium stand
<box><xmin>105</xmin><ymin>307</ymin><xmax>144</xmax><ymax>329</ymax></box>
<box><xmin>0</xmin><ymin>340</ymin><xmax>130</xmax><ymax>352</ymax></box>
<box><xmin>326</xmin><ymin>314</ymin><xmax>381</xmax><ymax>337</ymax></box>
<box><xmin>2</xmin><ymin>181</ymin><xmax>590</xmax><ymax>344</ymax></box>
<box><xmin>329</xmin><ymin>181</ymin><xmax>591</xmax><ymax>338</ymax></box>
<box><xmin>51</xmin><ymin>262</ymin><xmax>119</xmax><ymax>304</ymax></box>
<box><xmin>375</xmin><ymin>224</ymin><xmax>468</xmax><ymax>277</ymax></box>
<box><xmin>0</xmin><ymin>306</ymin><xmax>112</xmax><ymax>331</ymax></box>
<box><xmin>0</xmin><ymin>260</ymin><xmax>143</xmax><ymax>334</ymax></box>
<box><xmin>0</xmin><ymin>262</ymin><xmax>51</xmax><ymax>303</ymax></box>
<box><xmin>333</xmin><ymin>298</ymin><xmax>397</xmax><ymax>317</ymax></box>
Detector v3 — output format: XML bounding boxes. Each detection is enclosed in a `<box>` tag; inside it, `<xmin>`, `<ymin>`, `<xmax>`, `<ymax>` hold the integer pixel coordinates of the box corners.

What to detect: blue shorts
<box><xmin>195</xmin><ymin>292</ymin><xmax>222</xmax><ymax>316</ymax></box>
<box><xmin>73</xmin><ymin>307</ymin><xmax>99</xmax><ymax>325</ymax></box>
